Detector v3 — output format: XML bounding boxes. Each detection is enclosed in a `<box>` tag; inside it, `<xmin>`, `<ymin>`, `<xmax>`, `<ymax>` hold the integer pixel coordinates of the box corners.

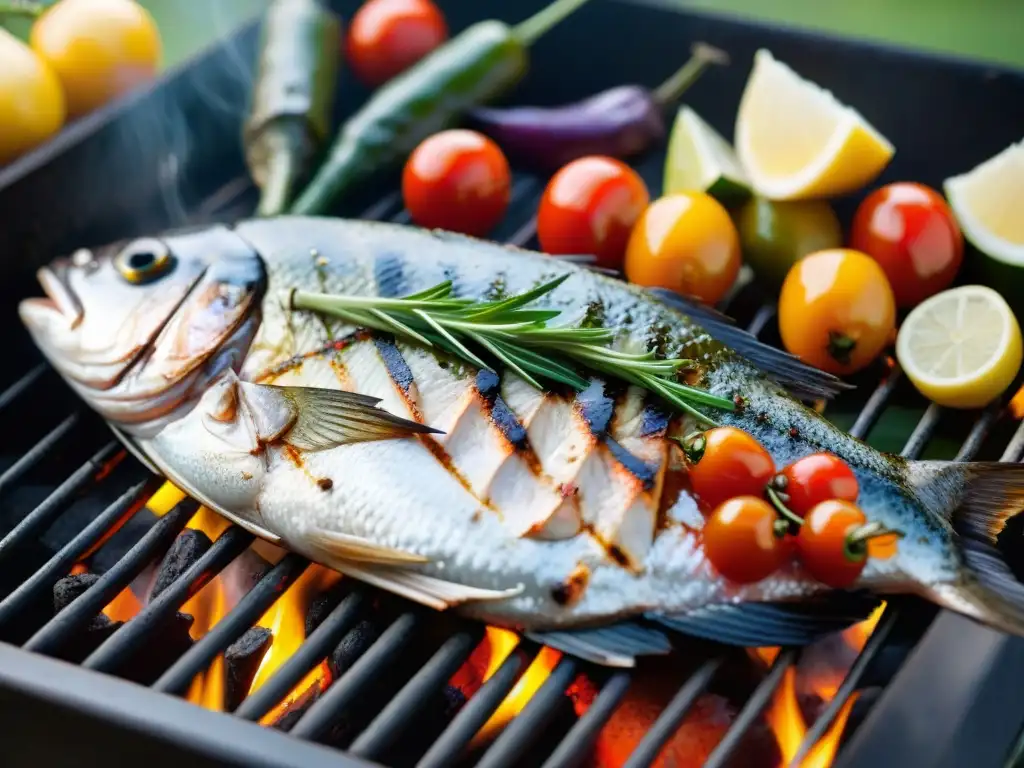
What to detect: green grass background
<box><xmin>133</xmin><ymin>0</ymin><xmax>1024</xmax><ymax>71</ymax></box>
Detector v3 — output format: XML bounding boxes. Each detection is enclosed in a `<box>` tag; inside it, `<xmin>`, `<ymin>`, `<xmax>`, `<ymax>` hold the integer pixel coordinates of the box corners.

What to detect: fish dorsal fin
<box><xmin>240</xmin><ymin>382</ymin><xmax>442</xmax><ymax>452</ymax></box>
<box><xmin>307</xmin><ymin>528</ymin><xmax>429</xmax><ymax>566</ymax></box>
<box><xmin>526</xmin><ymin>621</ymin><xmax>673</xmax><ymax>668</ymax></box>
<box><xmin>647</xmin><ymin>592</ymin><xmax>880</xmax><ymax>647</ymax></box>
<box><xmin>646</xmin><ymin>287</ymin><xmax>853</xmax><ymax>401</ymax></box>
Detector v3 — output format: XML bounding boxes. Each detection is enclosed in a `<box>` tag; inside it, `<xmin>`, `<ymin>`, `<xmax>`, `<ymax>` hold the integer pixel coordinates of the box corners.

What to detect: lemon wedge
<box><xmin>944</xmin><ymin>140</ymin><xmax>1024</xmax><ymax>265</ymax></box>
<box><xmin>663</xmin><ymin>106</ymin><xmax>751</xmax><ymax>206</ymax></box>
<box><xmin>735</xmin><ymin>49</ymin><xmax>895</xmax><ymax>200</ymax></box>
<box><xmin>896</xmin><ymin>285</ymin><xmax>1023</xmax><ymax>409</ymax></box>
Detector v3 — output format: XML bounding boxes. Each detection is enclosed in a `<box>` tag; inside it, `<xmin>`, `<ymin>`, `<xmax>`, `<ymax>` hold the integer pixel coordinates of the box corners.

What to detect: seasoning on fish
<box><xmin>466</xmin><ymin>42</ymin><xmax>729</xmax><ymax>173</ymax></box>
<box><xmin>20</xmin><ymin>216</ymin><xmax>1024</xmax><ymax>668</ymax></box>
<box><xmin>244</xmin><ymin>0</ymin><xmax>342</xmax><ymax>217</ymax></box>
<box><xmin>288</xmin><ymin>0</ymin><xmax>592</xmax><ymax>215</ymax></box>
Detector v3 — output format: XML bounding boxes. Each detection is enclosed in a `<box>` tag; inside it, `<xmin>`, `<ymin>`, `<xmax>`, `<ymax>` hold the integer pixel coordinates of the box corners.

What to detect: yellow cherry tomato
<box><xmin>0</xmin><ymin>28</ymin><xmax>65</xmax><ymax>166</ymax></box>
<box><xmin>778</xmin><ymin>248</ymin><xmax>897</xmax><ymax>376</ymax></box>
<box><xmin>30</xmin><ymin>0</ymin><xmax>162</xmax><ymax>119</ymax></box>
<box><xmin>624</xmin><ymin>192</ymin><xmax>741</xmax><ymax>305</ymax></box>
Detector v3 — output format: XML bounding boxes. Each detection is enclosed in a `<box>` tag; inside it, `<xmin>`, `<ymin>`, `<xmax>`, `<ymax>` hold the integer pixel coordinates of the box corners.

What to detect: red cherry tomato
<box><xmin>346</xmin><ymin>0</ymin><xmax>448</xmax><ymax>87</ymax></box>
<box><xmin>537</xmin><ymin>156</ymin><xmax>650</xmax><ymax>271</ymax></box>
<box><xmin>778</xmin><ymin>453</ymin><xmax>859</xmax><ymax>518</ymax></box>
<box><xmin>704</xmin><ymin>496</ymin><xmax>787</xmax><ymax>584</ymax></box>
<box><xmin>402</xmin><ymin>129</ymin><xmax>511</xmax><ymax>237</ymax></box>
<box><xmin>685</xmin><ymin>426</ymin><xmax>775</xmax><ymax>511</ymax></box>
<box><xmin>849</xmin><ymin>182</ymin><xmax>964</xmax><ymax>308</ymax></box>
<box><xmin>796</xmin><ymin>500</ymin><xmax>870</xmax><ymax>588</ymax></box>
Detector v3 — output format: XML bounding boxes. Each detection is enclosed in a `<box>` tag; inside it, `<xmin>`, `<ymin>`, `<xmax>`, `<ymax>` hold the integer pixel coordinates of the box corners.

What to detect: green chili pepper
<box><xmin>289</xmin><ymin>0</ymin><xmax>591</xmax><ymax>216</ymax></box>
<box><xmin>244</xmin><ymin>0</ymin><xmax>342</xmax><ymax>218</ymax></box>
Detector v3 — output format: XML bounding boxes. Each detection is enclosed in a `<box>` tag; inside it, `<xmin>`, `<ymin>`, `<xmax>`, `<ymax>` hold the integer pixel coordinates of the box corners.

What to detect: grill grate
<box><xmin>1</xmin><ymin>173</ymin><xmax>1023</xmax><ymax>768</ymax></box>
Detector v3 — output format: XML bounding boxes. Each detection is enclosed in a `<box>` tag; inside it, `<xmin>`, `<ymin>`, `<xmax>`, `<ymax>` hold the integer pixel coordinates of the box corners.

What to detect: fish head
<box><xmin>19</xmin><ymin>224</ymin><xmax>267</xmax><ymax>432</ymax></box>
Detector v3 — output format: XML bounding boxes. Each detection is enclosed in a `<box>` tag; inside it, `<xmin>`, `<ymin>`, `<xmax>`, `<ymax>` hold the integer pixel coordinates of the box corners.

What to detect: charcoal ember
<box><xmin>269</xmin><ymin>682</ymin><xmax>326</xmax><ymax>733</ymax></box>
<box><xmin>119</xmin><ymin>611</ymin><xmax>196</xmax><ymax>686</ymax></box>
<box><xmin>224</xmin><ymin>626</ymin><xmax>273</xmax><ymax>712</ymax></box>
<box><xmin>329</xmin><ymin>618</ymin><xmax>380</xmax><ymax>679</ymax></box>
<box><xmin>151</xmin><ymin>529</ymin><xmax>213</xmax><ymax>599</ymax></box>
<box><xmin>722</xmin><ymin>719</ymin><xmax>781</xmax><ymax>768</ymax></box>
<box><xmin>305</xmin><ymin>582</ymin><xmax>348</xmax><ymax>637</ymax></box>
<box><xmin>53</xmin><ymin>573</ymin><xmax>101</xmax><ymax>613</ymax></box>
<box><xmin>51</xmin><ymin>573</ymin><xmax>124</xmax><ymax>662</ymax></box>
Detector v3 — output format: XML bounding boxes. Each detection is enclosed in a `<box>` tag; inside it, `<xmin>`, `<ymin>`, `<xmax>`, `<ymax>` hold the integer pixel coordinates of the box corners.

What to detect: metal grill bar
<box><xmin>0</xmin><ymin>442</ymin><xmax>121</xmax><ymax>563</ymax></box>
<box><xmin>23</xmin><ymin>499</ymin><xmax>196</xmax><ymax>656</ymax></box>
<box><xmin>234</xmin><ymin>590</ymin><xmax>365</xmax><ymax>721</ymax></box>
<box><xmin>848</xmin><ymin>367</ymin><xmax>902</xmax><ymax>440</ymax></box>
<box><xmin>0</xmin><ymin>412</ymin><xmax>80</xmax><ymax>494</ymax></box>
<box><xmin>0</xmin><ymin>476</ymin><xmax>157</xmax><ymax>629</ymax></box>
<box><xmin>291</xmin><ymin>611</ymin><xmax>422</xmax><ymax>740</ymax></box>
<box><xmin>152</xmin><ymin>553</ymin><xmax>309</xmax><ymax>696</ymax></box>
<box><xmin>703</xmin><ymin>648</ymin><xmax>799</xmax><ymax>768</ymax></box>
<box><xmin>956</xmin><ymin>404</ymin><xmax>1002</xmax><ymax>461</ymax></box>
<box><xmin>476</xmin><ymin>657</ymin><xmax>579</xmax><ymax>768</ymax></box>
<box><xmin>541</xmin><ymin>670</ymin><xmax>632</xmax><ymax>768</ymax></box>
<box><xmin>416</xmin><ymin>646</ymin><xmax>530</xmax><ymax>768</ymax></box>
<box><xmin>0</xmin><ymin>363</ymin><xmax>47</xmax><ymax>413</ymax></box>
<box><xmin>621</xmin><ymin>657</ymin><xmax>723</xmax><ymax>768</ymax></box>
<box><xmin>82</xmin><ymin>525</ymin><xmax>255</xmax><ymax>674</ymax></box>
<box><xmin>349</xmin><ymin>628</ymin><xmax>483</xmax><ymax>760</ymax></box>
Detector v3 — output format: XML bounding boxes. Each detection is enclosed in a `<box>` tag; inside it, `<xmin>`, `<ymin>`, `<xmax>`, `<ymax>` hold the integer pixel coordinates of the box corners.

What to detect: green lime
<box><xmin>736</xmin><ymin>196</ymin><xmax>843</xmax><ymax>293</ymax></box>
<box><xmin>663</xmin><ymin>106</ymin><xmax>751</xmax><ymax>207</ymax></box>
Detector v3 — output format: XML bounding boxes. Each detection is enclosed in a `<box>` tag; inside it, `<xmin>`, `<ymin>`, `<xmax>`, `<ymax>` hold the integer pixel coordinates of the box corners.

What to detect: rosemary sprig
<box><xmin>290</xmin><ymin>276</ymin><xmax>735</xmax><ymax>423</ymax></box>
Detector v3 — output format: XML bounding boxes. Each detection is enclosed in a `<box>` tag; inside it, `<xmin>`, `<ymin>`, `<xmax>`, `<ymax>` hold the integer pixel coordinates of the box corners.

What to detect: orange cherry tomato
<box><xmin>624</xmin><ymin>192</ymin><xmax>741</xmax><ymax>305</ymax></box>
<box><xmin>402</xmin><ymin>129</ymin><xmax>511</xmax><ymax>237</ymax></box>
<box><xmin>685</xmin><ymin>426</ymin><xmax>775</xmax><ymax>511</ymax></box>
<box><xmin>30</xmin><ymin>0</ymin><xmax>162</xmax><ymax>119</ymax></box>
<box><xmin>796</xmin><ymin>499</ymin><xmax>871</xmax><ymax>588</ymax></box>
<box><xmin>0</xmin><ymin>28</ymin><xmax>65</xmax><ymax>166</ymax></box>
<box><xmin>704</xmin><ymin>496</ymin><xmax>787</xmax><ymax>584</ymax></box>
<box><xmin>850</xmin><ymin>182</ymin><xmax>963</xmax><ymax>309</ymax></box>
<box><xmin>777</xmin><ymin>452</ymin><xmax>859</xmax><ymax>518</ymax></box>
<box><xmin>345</xmin><ymin>0</ymin><xmax>448</xmax><ymax>87</ymax></box>
<box><xmin>537</xmin><ymin>156</ymin><xmax>650</xmax><ymax>271</ymax></box>
<box><xmin>778</xmin><ymin>248</ymin><xmax>897</xmax><ymax>376</ymax></box>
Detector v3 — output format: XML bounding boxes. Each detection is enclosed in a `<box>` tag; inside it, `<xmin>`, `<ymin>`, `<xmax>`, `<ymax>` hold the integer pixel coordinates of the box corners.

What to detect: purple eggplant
<box><xmin>466</xmin><ymin>42</ymin><xmax>728</xmax><ymax>173</ymax></box>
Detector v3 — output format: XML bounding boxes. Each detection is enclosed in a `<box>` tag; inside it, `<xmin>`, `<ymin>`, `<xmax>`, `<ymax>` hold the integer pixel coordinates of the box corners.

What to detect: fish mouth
<box><xmin>19</xmin><ymin>265</ymin><xmax>84</xmax><ymax>329</ymax></box>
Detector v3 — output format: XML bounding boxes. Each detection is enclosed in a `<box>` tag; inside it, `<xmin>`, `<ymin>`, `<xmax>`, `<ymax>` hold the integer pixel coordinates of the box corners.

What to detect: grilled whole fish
<box><xmin>19</xmin><ymin>217</ymin><xmax>1024</xmax><ymax>667</ymax></box>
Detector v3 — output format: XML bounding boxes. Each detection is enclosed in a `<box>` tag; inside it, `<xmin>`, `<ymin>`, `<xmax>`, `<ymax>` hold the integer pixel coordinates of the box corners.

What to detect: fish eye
<box><xmin>115</xmin><ymin>238</ymin><xmax>175</xmax><ymax>284</ymax></box>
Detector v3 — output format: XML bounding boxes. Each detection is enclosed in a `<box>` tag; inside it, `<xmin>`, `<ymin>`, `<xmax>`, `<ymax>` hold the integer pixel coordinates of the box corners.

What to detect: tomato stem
<box><xmin>674</xmin><ymin>431</ymin><xmax>706</xmax><ymax>464</ymax></box>
<box><xmin>765</xmin><ymin>485</ymin><xmax>804</xmax><ymax>530</ymax></box>
<box><xmin>827</xmin><ymin>331</ymin><xmax>857</xmax><ymax>365</ymax></box>
<box><xmin>843</xmin><ymin>521</ymin><xmax>905</xmax><ymax>561</ymax></box>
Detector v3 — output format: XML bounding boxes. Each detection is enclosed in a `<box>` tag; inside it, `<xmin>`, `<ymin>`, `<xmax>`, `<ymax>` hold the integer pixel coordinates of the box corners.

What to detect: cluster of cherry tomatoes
<box><xmin>681</xmin><ymin>426</ymin><xmax>902</xmax><ymax>588</ymax></box>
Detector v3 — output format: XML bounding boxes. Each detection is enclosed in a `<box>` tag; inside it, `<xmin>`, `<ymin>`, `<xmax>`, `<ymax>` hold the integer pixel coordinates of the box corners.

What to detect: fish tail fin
<box><xmin>910</xmin><ymin>460</ymin><xmax>1024</xmax><ymax>636</ymax></box>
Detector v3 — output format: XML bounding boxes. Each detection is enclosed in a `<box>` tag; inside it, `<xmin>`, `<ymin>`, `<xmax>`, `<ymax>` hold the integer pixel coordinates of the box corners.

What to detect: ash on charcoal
<box><xmin>151</xmin><ymin>529</ymin><xmax>213</xmax><ymax>599</ymax></box>
<box><xmin>53</xmin><ymin>573</ymin><xmax>100</xmax><ymax>612</ymax></box>
<box><xmin>329</xmin><ymin>618</ymin><xmax>380</xmax><ymax>679</ymax></box>
<box><xmin>224</xmin><ymin>626</ymin><xmax>273</xmax><ymax>712</ymax></box>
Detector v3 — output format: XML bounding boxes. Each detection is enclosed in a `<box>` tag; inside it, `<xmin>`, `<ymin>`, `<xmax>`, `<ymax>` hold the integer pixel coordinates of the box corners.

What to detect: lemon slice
<box><xmin>896</xmin><ymin>285</ymin><xmax>1023</xmax><ymax>409</ymax></box>
<box><xmin>735</xmin><ymin>49</ymin><xmax>895</xmax><ymax>200</ymax></box>
<box><xmin>944</xmin><ymin>140</ymin><xmax>1024</xmax><ymax>264</ymax></box>
<box><xmin>663</xmin><ymin>106</ymin><xmax>751</xmax><ymax>206</ymax></box>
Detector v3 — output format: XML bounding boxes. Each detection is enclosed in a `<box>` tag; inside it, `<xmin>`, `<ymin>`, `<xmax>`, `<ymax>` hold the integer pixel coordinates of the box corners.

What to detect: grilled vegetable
<box><xmin>467</xmin><ymin>42</ymin><xmax>729</xmax><ymax>173</ymax></box>
<box><xmin>402</xmin><ymin>128</ymin><xmax>511</xmax><ymax>236</ymax></box>
<box><xmin>289</xmin><ymin>0</ymin><xmax>592</xmax><ymax>215</ymax></box>
<box><xmin>345</xmin><ymin>0</ymin><xmax>448</xmax><ymax>87</ymax></box>
<box><xmin>536</xmin><ymin>155</ymin><xmax>649</xmax><ymax>270</ymax></box>
<box><xmin>0</xmin><ymin>27</ymin><xmax>65</xmax><ymax>166</ymax></box>
<box><xmin>24</xmin><ymin>215</ymin><xmax>1024</xmax><ymax>666</ymax></box>
<box><xmin>244</xmin><ymin>0</ymin><xmax>342</xmax><ymax>217</ymax></box>
<box><xmin>27</xmin><ymin>0</ymin><xmax>162</xmax><ymax>118</ymax></box>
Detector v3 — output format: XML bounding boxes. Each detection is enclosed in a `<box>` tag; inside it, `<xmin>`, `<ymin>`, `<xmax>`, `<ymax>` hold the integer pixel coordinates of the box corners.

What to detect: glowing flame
<box><xmin>147</xmin><ymin>482</ymin><xmax>187</xmax><ymax>517</ymax></box>
<box><xmin>1010</xmin><ymin>384</ymin><xmax>1024</xmax><ymax>420</ymax></box>
<box><xmin>249</xmin><ymin>564</ymin><xmax>340</xmax><ymax>725</ymax></box>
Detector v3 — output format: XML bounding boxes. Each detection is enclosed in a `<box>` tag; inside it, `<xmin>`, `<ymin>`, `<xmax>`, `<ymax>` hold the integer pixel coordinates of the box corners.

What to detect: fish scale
<box><xmin>21</xmin><ymin>215</ymin><xmax>1024</xmax><ymax>667</ymax></box>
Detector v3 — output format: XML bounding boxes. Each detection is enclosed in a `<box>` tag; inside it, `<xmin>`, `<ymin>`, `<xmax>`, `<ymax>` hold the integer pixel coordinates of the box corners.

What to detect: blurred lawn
<box><xmin>135</xmin><ymin>0</ymin><xmax>1024</xmax><ymax>71</ymax></box>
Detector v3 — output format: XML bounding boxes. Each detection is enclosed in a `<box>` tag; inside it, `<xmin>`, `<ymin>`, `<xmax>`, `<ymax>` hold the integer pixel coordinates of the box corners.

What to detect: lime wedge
<box><xmin>944</xmin><ymin>140</ymin><xmax>1024</xmax><ymax>265</ymax></box>
<box><xmin>663</xmin><ymin>106</ymin><xmax>751</xmax><ymax>206</ymax></box>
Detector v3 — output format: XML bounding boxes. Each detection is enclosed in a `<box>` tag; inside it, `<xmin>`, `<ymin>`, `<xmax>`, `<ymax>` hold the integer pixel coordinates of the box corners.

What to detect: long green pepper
<box><xmin>244</xmin><ymin>0</ymin><xmax>342</xmax><ymax>217</ymax></box>
<box><xmin>289</xmin><ymin>0</ymin><xmax>592</xmax><ymax>216</ymax></box>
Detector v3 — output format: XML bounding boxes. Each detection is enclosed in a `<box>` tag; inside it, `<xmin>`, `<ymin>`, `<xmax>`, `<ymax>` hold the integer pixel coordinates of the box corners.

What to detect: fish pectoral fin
<box><xmin>647</xmin><ymin>287</ymin><xmax>854</xmax><ymax>401</ymax></box>
<box><xmin>647</xmin><ymin>591</ymin><xmax>880</xmax><ymax>648</ymax></box>
<box><xmin>307</xmin><ymin>528</ymin><xmax>430</xmax><ymax>565</ymax></box>
<box><xmin>526</xmin><ymin>622</ymin><xmax>673</xmax><ymax>668</ymax></box>
<box><xmin>245</xmin><ymin>382</ymin><xmax>443</xmax><ymax>452</ymax></box>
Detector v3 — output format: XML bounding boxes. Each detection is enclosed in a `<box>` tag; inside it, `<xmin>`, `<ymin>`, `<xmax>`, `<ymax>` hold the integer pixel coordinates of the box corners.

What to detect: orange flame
<box><xmin>1010</xmin><ymin>384</ymin><xmax>1024</xmax><ymax>420</ymax></box>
